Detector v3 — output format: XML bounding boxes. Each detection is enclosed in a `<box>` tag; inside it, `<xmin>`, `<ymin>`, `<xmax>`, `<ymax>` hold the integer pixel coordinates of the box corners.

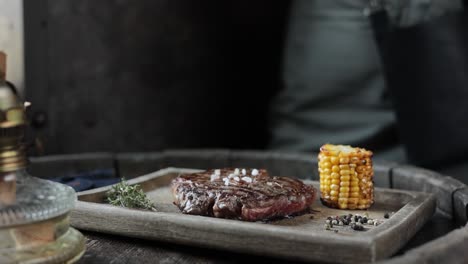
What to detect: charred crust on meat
<box><xmin>171</xmin><ymin>168</ymin><xmax>317</xmax><ymax>222</ymax></box>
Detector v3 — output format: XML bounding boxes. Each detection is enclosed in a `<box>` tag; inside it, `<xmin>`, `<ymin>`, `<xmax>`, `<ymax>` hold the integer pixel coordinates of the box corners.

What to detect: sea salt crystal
<box><xmin>210</xmin><ymin>174</ymin><xmax>220</xmax><ymax>182</ymax></box>
<box><xmin>223</xmin><ymin>177</ymin><xmax>230</xmax><ymax>186</ymax></box>
<box><xmin>242</xmin><ymin>169</ymin><xmax>247</xmax><ymax>176</ymax></box>
<box><xmin>214</xmin><ymin>169</ymin><xmax>221</xmax><ymax>176</ymax></box>
<box><xmin>251</xmin><ymin>169</ymin><xmax>259</xmax><ymax>176</ymax></box>
<box><xmin>267</xmin><ymin>182</ymin><xmax>273</xmax><ymax>186</ymax></box>
<box><xmin>234</xmin><ymin>168</ymin><xmax>240</xmax><ymax>175</ymax></box>
<box><xmin>241</xmin><ymin>176</ymin><xmax>252</xmax><ymax>183</ymax></box>
<box><xmin>234</xmin><ymin>177</ymin><xmax>240</xmax><ymax>182</ymax></box>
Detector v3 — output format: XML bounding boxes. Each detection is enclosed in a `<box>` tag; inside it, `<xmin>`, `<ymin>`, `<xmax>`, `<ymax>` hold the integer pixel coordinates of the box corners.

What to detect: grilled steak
<box><xmin>171</xmin><ymin>168</ymin><xmax>316</xmax><ymax>221</ymax></box>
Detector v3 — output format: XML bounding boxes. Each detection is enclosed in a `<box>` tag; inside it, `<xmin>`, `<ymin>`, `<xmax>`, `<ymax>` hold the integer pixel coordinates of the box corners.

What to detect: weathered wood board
<box><xmin>71</xmin><ymin>168</ymin><xmax>436</xmax><ymax>264</ymax></box>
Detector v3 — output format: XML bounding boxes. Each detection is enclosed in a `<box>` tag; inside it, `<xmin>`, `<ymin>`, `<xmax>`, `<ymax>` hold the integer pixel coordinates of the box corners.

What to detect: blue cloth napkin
<box><xmin>50</xmin><ymin>169</ymin><xmax>120</xmax><ymax>192</ymax></box>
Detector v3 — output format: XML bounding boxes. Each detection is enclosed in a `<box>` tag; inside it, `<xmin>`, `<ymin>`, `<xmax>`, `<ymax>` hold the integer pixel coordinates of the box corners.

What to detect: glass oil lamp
<box><xmin>0</xmin><ymin>51</ymin><xmax>85</xmax><ymax>263</ymax></box>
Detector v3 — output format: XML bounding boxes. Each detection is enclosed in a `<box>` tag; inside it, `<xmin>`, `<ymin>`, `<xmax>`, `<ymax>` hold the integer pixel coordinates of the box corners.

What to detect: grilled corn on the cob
<box><xmin>318</xmin><ymin>144</ymin><xmax>374</xmax><ymax>210</ymax></box>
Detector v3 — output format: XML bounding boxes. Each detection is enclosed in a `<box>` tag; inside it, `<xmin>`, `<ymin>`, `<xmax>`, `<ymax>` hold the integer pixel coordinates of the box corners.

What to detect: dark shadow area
<box><xmin>24</xmin><ymin>1</ymin><xmax>291</xmax><ymax>154</ymax></box>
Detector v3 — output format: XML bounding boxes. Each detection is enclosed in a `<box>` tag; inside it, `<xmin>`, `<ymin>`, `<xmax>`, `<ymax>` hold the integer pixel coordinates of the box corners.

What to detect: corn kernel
<box><xmin>340</xmin><ymin>175</ymin><xmax>350</xmax><ymax>181</ymax></box>
<box><xmin>339</xmin><ymin>192</ymin><xmax>349</xmax><ymax>198</ymax></box>
<box><xmin>340</xmin><ymin>170</ymin><xmax>351</xmax><ymax>176</ymax></box>
<box><xmin>339</xmin><ymin>187</ymin><xmax>350</xmax><ymax>193</ymax></box>
<box><xmin>339</xmin><ymin>157</ymin><xmax>350</xmax><ymax>164</ymax></box>
<box><xmin>330</xmin><ymin>157</ymin><xmax>339</xmax><ymax>165</ymax></box>
<box><xmin>339</xmin><ymin>164</ymin><xmax>350</xmax><ymax>170</ymax></box>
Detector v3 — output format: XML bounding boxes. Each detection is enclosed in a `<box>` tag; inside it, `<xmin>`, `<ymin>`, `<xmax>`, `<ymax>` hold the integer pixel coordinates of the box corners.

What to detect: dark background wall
<box><xmin>24</xmin><ymin>0</ymin><xmax>291</xmax><ymax>155</ymax></box>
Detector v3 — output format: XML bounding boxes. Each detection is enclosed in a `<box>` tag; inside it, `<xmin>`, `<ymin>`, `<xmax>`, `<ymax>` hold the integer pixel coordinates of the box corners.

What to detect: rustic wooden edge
<box><xmin>115</xmin><ymin>152</ymin><xmax>166</xmax><ymax>179</ymax></box>
<box><xmin>371</xmin><ymin>192</ymin><xmax>436</xmax><ymax>261</ymax></box>
<box><xmin>374</xmin><ymin>161</ymin><xmax>398</xmax><ymax>189</ymax></box>
<box><xmin>72</xmin><ymin>167</ymin><xmax>435</xmax><ymax>263</ymax></box>
<box><xmin>391</xmin><ymin>165</ymin><xmax>466</xmax><ymax>218</ymax></box>
<box><xmin>163</xmin><ymin>149</ymin><xmax>231</xmax><ymax>169</ymax></box>
<box><xmin>379</xmin><ymin>224</ymin><xmax>468</xmax><ymax>264</ymax></box>
<box><xmin>256</xmin><ymin>151</ymin><xmax>318</xmax><ymax>180</ymax></box>
<box><xmin>453</xmin><ymin>187</ymin><xmax>468</xmax><ymax>224</ymax></box>
<box><xmin>29</xmin><ymin>152</ymin><xmax>115</xmax><ymax>163</ymax></box>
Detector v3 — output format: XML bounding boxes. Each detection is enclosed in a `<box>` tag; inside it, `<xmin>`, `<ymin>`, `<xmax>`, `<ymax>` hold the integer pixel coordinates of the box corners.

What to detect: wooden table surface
<box><xmin>76</xmin><ymin>214</ymin><xmax>457</xmax><ymax>264</ymax></box>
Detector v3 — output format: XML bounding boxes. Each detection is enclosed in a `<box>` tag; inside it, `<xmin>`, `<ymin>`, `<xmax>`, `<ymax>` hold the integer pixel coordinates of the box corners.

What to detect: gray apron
<box><xmin>268</xmin><ymin>0</ymin><xmax>460</xmax><ymax>162</ymax></box>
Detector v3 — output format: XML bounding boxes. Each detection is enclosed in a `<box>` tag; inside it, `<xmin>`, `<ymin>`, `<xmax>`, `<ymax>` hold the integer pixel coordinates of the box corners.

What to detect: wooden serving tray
<box><xmin>71</xmin><ymin>168</ymin><xmax>436</xmax><ymax>264</ymax></box>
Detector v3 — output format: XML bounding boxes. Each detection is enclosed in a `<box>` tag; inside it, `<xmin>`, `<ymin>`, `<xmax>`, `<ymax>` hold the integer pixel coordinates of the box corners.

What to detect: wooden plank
<box><xmin>164</xmin><ymin>149</ymin><xmax>230</xmax><ymax>169</ymax></box>
<box><xmin>392</xmin><ymin>165</ymin><xmax>465</xmax><ymax>217</ymax></box>
<box><xmin>228</xmin><ymin>151</ymin><xmax>318</xmax><ymax>180</ymax></box>
<box><xmin>266</xmin><ymin>152</ymin><xmax>318</xmax><ymax>180</ymax></box>
<box><xmin>453</xmin><ymin>187</ymin><xmax>468</xmax><ymax>225</ymax></box>
<box><xmin>373</xmin><ymin>161</ymin><xmax>396</xmax><ymax>188</ymax></box>
<box><xmin>382</xmin><ymin>225</ymin><xmax>468</xmax><ymax>264</ymax></box>
<box><xmin>228</xmin><ymin>150</ymin><xmax>271</xmax><ymax>170</ymax></box>
<box><xmin>116</xmin><ymin>152</ymin><xmax>166</xmax><ymax>179</ymax></box>
<box><xmin>71</xmin><ymin>168</ymin><xmax>435</xmax><ymax>263</ymax></box>
<box><xmin>77</xmin><ymin>230</ymin><xmax>293</xmax><ymax>264</ymax></box>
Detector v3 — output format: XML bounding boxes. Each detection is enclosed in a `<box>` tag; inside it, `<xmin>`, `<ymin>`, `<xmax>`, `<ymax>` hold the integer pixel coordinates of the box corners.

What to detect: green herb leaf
<box><xmin>106</xmin><ymin>178</ymin><xmax>156</xmax><ymax>211</ymax></box>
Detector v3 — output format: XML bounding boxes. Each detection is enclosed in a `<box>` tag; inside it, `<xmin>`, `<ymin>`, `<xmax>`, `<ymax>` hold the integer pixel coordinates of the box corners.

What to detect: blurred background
<box><xmin>22</xmin><ymin>0</ymin><xmax>289</xmax><ymax>153</ymax></box>
<box><xmin>1</xmin><ymin>0</ymin><xmax>468</xmax><ymax>182</ymax></box>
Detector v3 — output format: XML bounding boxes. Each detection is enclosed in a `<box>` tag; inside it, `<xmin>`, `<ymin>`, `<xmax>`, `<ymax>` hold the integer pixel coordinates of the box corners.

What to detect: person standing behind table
<box><xmin>268</xmin><ymin>0</ymin><xmax>461</xmax><ymax>162</ymax></box>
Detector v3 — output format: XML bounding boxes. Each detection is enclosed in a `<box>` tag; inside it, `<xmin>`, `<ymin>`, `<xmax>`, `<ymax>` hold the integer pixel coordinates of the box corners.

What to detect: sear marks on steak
<box><xmin>171</xmin><ymin>168</ymin><xmax>316</xmax><ymax>221</ymax></box>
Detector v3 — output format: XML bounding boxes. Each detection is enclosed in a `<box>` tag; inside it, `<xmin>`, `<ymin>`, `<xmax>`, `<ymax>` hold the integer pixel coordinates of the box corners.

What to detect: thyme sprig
<box><xmin>106</xmin><ymin>178</ymin><xmax>156</xmax><ymax>211</ymax></box>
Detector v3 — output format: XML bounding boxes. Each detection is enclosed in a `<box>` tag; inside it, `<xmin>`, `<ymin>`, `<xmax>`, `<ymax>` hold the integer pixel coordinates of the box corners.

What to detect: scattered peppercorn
<box><xmin>334</xmin><ymin>230</ymin><xmax>339</xmax><ymax>233</ymax></box>
<box><xmin>384</xmin><ymin>213</ymin><xmax>390</xmax><ymax>219</ymax></box>
<box><xmin>351</xmin><ymin>223</ymin><xmax>364</xmax><ymax>231</ymax></box>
